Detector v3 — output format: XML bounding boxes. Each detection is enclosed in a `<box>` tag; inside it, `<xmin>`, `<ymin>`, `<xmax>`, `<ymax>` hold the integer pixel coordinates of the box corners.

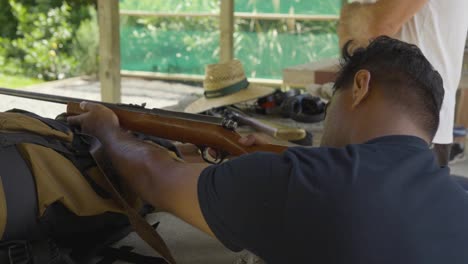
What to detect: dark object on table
<box><xmin>280</xmin><ymin>94</ymin><xmax>326</xmax><ymax>123</ymax></box>
<box><xmin>255</xmin><ymin>90</ymin><xmax>326</xmax><ymax>123</ymax></box>
<box><xmin>255</xmin><ymin>89</ymin><xmax>301</xmax><ymax>115</ymax></box>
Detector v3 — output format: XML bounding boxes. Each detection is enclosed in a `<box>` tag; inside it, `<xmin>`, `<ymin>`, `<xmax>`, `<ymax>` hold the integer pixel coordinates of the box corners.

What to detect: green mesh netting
<box><xmin>119</xmin><ymin>0</ymin><xmax>340</xmax><ymax>79</ymax></box>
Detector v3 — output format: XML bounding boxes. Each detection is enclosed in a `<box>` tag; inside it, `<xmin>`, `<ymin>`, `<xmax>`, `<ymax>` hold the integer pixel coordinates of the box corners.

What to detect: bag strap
<box><xmin>0</xmin><ymin>133</ymin><xmax>71</xmax><ymax>154</ymax></box>
<box><xmin>97</xmin><ymin>246</ymin><xmax>166</xmax><ymax>264</ymax></box>
<box><xmin>87</xmin><ymin>136</ymin><xmax>176</xmax><ymax>264</ymax></box>
<box><xmin>0</xmin><ymin>240</ymin><xmax>74</xmax><ymax>264</ymax></box>
<box><xmin>0</xmin><ymin>240</ymin><xmax>34</xmax><ymax>264</ymax></box>
<box><xmin>0</xmin><ymin>131</ymin><xmax>113</xmax><ymax>199</ymax></box>
<box><xmin>6</xmin><ymin>109</ymin><xmax>70</xmax><ymax>134</ymax></box>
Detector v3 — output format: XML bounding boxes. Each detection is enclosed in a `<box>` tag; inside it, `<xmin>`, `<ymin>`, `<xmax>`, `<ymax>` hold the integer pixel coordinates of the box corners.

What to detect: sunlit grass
<box><xmin>0</xmin><ymin>74</ymin><xmax>44</xmax><ymax>89</ymax></box>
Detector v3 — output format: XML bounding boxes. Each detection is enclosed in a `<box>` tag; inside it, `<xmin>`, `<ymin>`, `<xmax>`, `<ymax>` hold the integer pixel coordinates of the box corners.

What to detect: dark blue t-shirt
<box><xmin>198</xmin><ymin>135</ymin><xmax>468</xmax><ymax>263</ymax></box>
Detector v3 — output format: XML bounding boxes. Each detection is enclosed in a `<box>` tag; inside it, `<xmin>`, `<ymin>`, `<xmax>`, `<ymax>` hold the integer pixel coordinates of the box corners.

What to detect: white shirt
<box><xmin>352</xmin><ymin>0</ymin><xmax>468</xmax><ymax>143</ymax></box>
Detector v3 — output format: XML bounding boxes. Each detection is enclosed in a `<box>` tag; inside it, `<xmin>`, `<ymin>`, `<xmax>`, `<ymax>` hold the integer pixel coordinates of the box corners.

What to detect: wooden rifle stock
<box><xmin>67</xmin><ymin>102</ymin><xmax>287</xmax><ymax>156</ymax></box>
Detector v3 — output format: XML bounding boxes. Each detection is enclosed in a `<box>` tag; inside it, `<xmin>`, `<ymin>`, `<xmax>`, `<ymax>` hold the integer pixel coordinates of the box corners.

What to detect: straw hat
<box><xmin>185</xmin><ymin>60</ymin><xmax>275</xmax><ymax>113</ymax></box>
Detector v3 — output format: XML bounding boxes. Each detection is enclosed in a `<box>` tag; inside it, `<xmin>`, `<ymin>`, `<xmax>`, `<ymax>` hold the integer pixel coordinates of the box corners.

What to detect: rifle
<box><xmin>0</xmin><ymin>87</ymin><xmax>287</xmax><ymax>161</ymax></box>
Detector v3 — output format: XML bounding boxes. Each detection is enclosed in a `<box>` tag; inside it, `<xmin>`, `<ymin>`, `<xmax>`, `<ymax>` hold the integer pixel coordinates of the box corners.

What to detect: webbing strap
<box><xmin>0</xmin><ymin>132</ymin><xmax>71</xmax><ymax>155</ymax></box>
<box><xmin>97</xmin><ymin>246</ymin><xmax>166</xmax><ymax>264</ymax></box>
<box><xmin>0</xmin><ymin>131</ymin><xmax>113</xmax><ymax>200</ymax></box>
<box><xmin>0</xmin><ymin>145</ymin><xmax>39</xmax><ymax>241</ymax></box>
<box><xmin>6</xmin><ymin>109</ymin><xmax>70</xmax><ymax>134</ymax></box>
<box><xmin>0</xmin><ymin>240</ymin><xmax>74</xmax><ymax>264</ymax></box>
<box><xmin>87</xmin><ymin>136</ymin><xmax>176</xmax><ymax>264</ymax></box>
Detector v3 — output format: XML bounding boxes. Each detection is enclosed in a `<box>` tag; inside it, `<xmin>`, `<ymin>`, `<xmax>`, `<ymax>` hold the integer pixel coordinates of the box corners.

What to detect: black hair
<box><xmin>334</xmin><ymin>36</ymin><xmax>444</xmax><ymax>138</ymax></box>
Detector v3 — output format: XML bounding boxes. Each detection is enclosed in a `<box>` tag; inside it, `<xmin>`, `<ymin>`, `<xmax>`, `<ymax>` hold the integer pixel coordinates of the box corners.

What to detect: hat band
<box><xmin>204</xmin><ymin>79</ymin><xmax>249</xmax><ymax>99</ymax></box>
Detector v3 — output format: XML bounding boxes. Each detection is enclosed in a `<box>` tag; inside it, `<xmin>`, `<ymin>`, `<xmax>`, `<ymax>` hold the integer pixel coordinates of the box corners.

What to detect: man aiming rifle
<box><xmin>68</xmin><ymin>37</ymin><xmax>468</xmax><ymax>263</ymax></box>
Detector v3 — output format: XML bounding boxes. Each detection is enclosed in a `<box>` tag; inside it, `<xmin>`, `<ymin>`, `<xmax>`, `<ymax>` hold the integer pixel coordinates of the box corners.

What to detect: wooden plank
<box><xmin>282</xmin><ymin>58</ymin><xmax>339</xmax><ymax>87</ymax></box>
<box><xmin>219</xmin><ymin>0</ymin><xmax>234</xmax><ymax>63</ymax></box>
<box><xmin>120</xmin><ymin>70</ymin><xmax>283</xmax><ymax>87</ymax></box>
<box><xmin>119</xmin><ymin>10</ymin><xmax>339</xmax><ymax>21</ymax></box>
<box><xmin>98</xmin><ymin>0</ymin><xmax>121</xmax><ymax>103</ymax></box>
<box><xmin>456</xmin><ymin>88</ymin><xmax>468</xmax><ymax>128</ymax></box>
<box><xmin>455</xmin><ymin>72</ymin><xmax>468</xmax><ymax>128</ymax></box>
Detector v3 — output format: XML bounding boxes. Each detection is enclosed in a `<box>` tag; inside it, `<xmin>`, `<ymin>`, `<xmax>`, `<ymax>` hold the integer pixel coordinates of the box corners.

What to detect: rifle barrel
<box><xmin>0</xmin><ymin>87</ymin><xmax>229</xmax><ymax>126</ymax></box>
<box><xmin>0</xmin><ymin>86</ymin><xmax>90</xmax><ymax>105</ymax></box>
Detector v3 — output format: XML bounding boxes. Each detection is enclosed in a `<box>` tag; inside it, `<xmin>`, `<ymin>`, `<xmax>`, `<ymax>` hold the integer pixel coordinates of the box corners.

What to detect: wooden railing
<box><xmin>119</xmin><ymin>10</ymin><xmax>339</xmax><ymax>21</ymax></box>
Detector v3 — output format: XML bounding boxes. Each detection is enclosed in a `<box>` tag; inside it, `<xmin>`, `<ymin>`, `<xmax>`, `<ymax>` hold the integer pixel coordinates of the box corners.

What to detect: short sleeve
<box><xmin>197</xmin><ymin>152</ymin><xmax>292</xmax><ymax>253</ymax></box>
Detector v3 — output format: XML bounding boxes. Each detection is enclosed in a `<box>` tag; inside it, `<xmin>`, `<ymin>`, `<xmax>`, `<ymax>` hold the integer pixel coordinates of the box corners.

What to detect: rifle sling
<box><xmin>87</xmin><ymin>136</ymin><xmax>176</xmax><ymax>264</ymax></box>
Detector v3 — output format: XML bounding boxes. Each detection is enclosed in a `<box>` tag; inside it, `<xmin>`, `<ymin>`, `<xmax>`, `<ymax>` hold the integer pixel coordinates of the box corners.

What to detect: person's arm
<box><xmin>338</xmin><ymin>0</ymin><xmax>428</xmax><ymax>48</ymax></box>
<box><xmin>67</xmin><ymin>102</ymin><xmax>292</xmax><ymax>254</ymax></box>
<box><xmin>67</xmin><ymin>102</ymin><xmax>215</xmax><ymax>236</ymax></box>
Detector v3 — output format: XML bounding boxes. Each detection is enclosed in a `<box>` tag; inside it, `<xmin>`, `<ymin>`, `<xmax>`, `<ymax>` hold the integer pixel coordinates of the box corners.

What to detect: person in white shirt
<box><xmin>338</xmin><ymin>0</ymin><xmax>468</xmax><ymax>165</ymax></box>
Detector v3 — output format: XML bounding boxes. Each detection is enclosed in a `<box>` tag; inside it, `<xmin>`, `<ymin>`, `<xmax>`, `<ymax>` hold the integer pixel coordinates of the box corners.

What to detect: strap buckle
<box><xmin>1</xmin><ymin>241</ymin><xmax>32</xmax><ymax>264</ymax></box>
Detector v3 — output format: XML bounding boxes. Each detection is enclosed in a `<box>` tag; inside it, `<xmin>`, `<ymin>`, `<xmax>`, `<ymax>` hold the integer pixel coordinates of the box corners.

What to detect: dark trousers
<box><xmin>432</xmin><ymin>143</ymin><xmax>452</xmax><ymax>166</ymax></box>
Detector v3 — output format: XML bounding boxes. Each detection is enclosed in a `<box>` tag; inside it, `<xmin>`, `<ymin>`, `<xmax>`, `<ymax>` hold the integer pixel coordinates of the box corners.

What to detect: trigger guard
<box><xmin>198</xmin><ymin>146</ymin><xmax>227</xmax><ymax>164</ymax></box>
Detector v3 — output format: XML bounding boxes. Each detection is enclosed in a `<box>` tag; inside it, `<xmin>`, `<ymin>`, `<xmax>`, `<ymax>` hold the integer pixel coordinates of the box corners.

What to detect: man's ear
<box><xmin>351</xmin><ymin>69</ymin><xmax>371</xmax><ymax>108</ymax></box>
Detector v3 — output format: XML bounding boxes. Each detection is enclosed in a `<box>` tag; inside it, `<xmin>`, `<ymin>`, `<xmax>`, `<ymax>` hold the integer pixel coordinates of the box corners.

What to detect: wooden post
<box><xmin>98</xmin><ymin>0</ymin><xmax>121</xmax><ymax>103</ymax></box>
<box><xmin>456</xmin><ymin>88</ymin><xmax>468</xmax><ymax>128</ymax></box>
<box><xmin>286</xmin><ymin>7</ymin><xmax>296</xmax><ymax>32</ymax></box>
<box><xmin>219</xmin><ymin>0</ymin><xmax>234</xmax><ymax>63</ymax></box>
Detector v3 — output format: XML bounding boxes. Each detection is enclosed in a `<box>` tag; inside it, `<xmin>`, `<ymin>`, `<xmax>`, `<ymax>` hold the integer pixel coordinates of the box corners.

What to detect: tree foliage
<box><xmin>0</xmin><ymin>0</ymin><xmax>340</xmax><ymax>81</ymax></box>
<box><xmin>0</xmin><ymin>0</ymin><xmax>97</xmax><ymax>80</ymax></box>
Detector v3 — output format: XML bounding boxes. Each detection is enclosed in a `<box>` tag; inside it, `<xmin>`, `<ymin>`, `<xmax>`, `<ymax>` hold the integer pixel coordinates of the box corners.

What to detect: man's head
<box><xmin>320</xmin><ymin>36</ymin><xmax>444</xmax><ymax>147</ymax></box>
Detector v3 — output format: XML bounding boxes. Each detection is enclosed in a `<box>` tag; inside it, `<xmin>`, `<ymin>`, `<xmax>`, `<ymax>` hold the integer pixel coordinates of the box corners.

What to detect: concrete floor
<box><xmin>1</xmin><ymin>76</ymin><xmax>467</xmax><ymax>263</ymax></box>
<box><xmin>114</xmin><ymin>213</ymin><xmax>246</xmax><ymax>264</ymax></box>
<box><xmin>451</xmin><ymin>159</ymin><xmax>468</xmax><ymax>177</ymax></box>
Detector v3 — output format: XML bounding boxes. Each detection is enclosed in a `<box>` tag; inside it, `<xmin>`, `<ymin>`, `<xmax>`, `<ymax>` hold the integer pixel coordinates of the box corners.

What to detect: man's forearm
<box><xmin>99</xmin><ymin>130</ymin><xmax>214</xmax><ymax>236</ymax></box>
<box><xmin>99</xmin><ymin>130</ymin><xmax>180</xmax><ymax>210</ymax></box>
<box><xmin>339</xmin><ymin>3</ymin><xmax>398</xmax><ymax>48</ymax></box>
<box><xmin>339</xmin><ymin>0</ymin><xmax>428</xmax><ymax>48</ymax></box>
<box><xmin>66</xmin><ymin>103</ymin><xmax>216</xmax><ymax>236</ymax></box>
<box><xmin>338</xmin><ymin>3</ymin><xmax>370</xmax><ymax>48</ymax></box>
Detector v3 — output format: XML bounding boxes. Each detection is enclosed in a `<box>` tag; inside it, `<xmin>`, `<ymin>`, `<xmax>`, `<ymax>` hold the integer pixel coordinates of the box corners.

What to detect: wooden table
<box><xmin>282</xmin><ymin>58</ymin><xmax>339</xmax><ymax>88</ymax></box>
